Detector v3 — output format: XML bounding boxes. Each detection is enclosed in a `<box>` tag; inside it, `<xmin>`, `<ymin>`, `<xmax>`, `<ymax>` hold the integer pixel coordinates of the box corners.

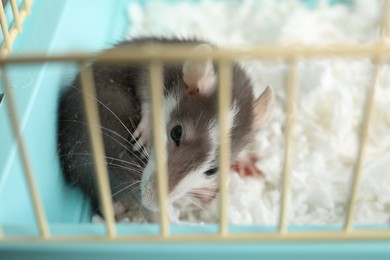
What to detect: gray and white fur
<box><xmin>57</xmin><ymin>37</ymin><xmax>273</xmax><ymax>222</ymax></box>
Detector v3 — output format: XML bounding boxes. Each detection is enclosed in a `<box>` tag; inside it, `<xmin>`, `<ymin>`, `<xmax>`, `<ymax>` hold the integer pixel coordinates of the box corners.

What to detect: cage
<box><xmin>1</xmin><ymin>0</ymin><xmax>390</xmax><ymax>259</ymax></box>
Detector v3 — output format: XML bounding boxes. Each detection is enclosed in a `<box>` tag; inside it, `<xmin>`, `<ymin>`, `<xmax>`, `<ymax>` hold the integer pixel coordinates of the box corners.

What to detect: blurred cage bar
<box><xmin>0</xmin><ymin>0</ymin><xmax>32</xmax><ymax>56</ymax></box>
<box><xmin>0</xmin><ymin>0</ymin><xmax>390</xmax><ymax>243</ymax></box>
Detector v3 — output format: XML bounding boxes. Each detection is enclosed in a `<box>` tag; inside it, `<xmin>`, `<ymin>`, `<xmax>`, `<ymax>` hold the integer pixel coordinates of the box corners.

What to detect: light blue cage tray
<box><xmin>1</xmin><ymin>0</ymin><xmax>390</xmax><ymax>259</ymax></box>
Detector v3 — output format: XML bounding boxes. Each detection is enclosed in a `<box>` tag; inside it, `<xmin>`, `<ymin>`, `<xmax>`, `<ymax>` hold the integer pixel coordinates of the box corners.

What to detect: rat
<box><xmin>57</xmin><ymin>37</ymin><xmax>273</xmax><ymax>222</ymax></box>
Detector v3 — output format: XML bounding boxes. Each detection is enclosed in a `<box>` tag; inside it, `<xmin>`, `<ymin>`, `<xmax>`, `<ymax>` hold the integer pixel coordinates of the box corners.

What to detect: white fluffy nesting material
<box><xmin>126</xmin><ymin>0</ymin><xmax>390</xmax><ymax>225</ymax></box>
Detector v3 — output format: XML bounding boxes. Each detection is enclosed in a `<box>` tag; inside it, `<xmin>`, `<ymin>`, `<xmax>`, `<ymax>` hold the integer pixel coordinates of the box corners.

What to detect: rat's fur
<box><xmin>57</xmin><ymin>37</ymin><xmax>271</xmax><ymax>222</ymax></box>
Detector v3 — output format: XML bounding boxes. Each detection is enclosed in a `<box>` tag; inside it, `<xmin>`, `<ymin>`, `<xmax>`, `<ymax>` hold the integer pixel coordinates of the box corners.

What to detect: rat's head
<box><xmin>140</xmin><ymin>44</ymin><xmax>273</xmax><ymax>212</ymax></box>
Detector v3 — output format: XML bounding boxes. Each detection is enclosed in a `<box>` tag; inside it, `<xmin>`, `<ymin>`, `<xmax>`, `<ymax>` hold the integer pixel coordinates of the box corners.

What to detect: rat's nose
<box><xmin>141</xmin><ymin>174</ymin><xmax>160</xmax><ymax>211</ymax></box>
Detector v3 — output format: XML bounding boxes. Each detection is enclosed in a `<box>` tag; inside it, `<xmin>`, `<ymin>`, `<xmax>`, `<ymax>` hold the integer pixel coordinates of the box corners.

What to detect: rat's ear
<box><xmin>253</xmin><ymin>86</ymin><xmax>274</xmax><ymax>129</ymax></box>
<box><xmin>182</xmin><ymin>44</ymin><xmax>216</xmax><ymax>96</ymax></box>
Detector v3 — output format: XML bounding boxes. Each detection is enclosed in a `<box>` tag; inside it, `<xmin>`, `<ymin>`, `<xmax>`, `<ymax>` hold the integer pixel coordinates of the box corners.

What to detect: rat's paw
<box><xmin>132</xmin><ymin>118</ymin><xmax>150</xmax><ymax>153</ymax></box>
<box><xmin>113</xmin><ymin>201</ymin><xmax>127</xmax><ymax>220</ymax></box>
<box><xmin>91</xmin><ymin>214</ymin><xmax>105</xmax><ymax>223</ymax></box>
<box><xmin>91</xmin><ymin>202</ymin><xmax>127</xmax><ymax>223</ymax></box>
<box><xmin>231</xmin><ymin>153</ymin><xmax>262</xmax><ymax>177</ymax></box>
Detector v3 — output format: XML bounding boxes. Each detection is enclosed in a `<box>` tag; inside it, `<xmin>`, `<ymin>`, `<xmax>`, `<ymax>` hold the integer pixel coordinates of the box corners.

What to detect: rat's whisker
<box><xmin>182</xmin><ymin>196</ymin><xmax>206</xmax><ymax>212</ymax></box>
<box><xmin>59</xmin><ymin>152</ymin><xmax>143</xmax><ymax>169</ymax></box>
<box><xmin>71</xmin><ymin>162</ymin><xmax>143</xmax><ymax>175</ymax></box>
<box><xmin>70</xmin><ymin>86</ymin><xmax>149</xmax><ymax>159</ymax></box>
<box><xmin>59</xmin><ymin>118</ymin><xmax>147</xmax><ymax>166</ymax></box>
<box><xmin>112</xmin><ymin>180</ymin><xmax>142</xmax><ymax>198</ymax></box>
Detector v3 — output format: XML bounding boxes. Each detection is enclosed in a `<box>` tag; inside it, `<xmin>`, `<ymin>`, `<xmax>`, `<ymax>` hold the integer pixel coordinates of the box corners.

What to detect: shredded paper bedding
<box><xmin>122</xmin><ymin>0</ymin><xmax>390</xmax><ymax>225</ymax></box>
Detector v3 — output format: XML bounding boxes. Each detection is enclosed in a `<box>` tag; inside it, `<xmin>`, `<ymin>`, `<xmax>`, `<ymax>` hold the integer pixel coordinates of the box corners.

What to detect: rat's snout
<box><xmin>140</xmin><ymin>150</ymin><xmax>175</xmax><ymax>213</ymax></box>
<box><xmin>140</xmin><ymin>173</ymin><xmax>160</xmax><ymax>211</ymax></box>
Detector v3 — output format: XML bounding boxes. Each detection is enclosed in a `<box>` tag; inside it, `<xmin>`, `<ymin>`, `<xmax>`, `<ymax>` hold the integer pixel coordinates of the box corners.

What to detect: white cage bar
<box><xmin>10</xmin><ymin>0</ymin><xmax>21</xmax><ymax>32</ymax></box>
<box><xmin>278</xmin><ymin>58</ymin><xmax>299</xmax><ymax>234</ymax></box>
<box><xmin>343</xmin><ymin>0</ymin><xmax>390</xmax><ymax>232</ymax></box>
<box><xmin>149</xmin><ymin>60</ymin><xmax>170</xmax><ymax>237</ymax></box>
<box><xmin>0</xmin><ymin>0</ymin><xmax>33</xmax><ymax>56</ymax></box>
<box><xmin>79</xmin><ymin>66</ymin><xmax>117</xmax><ymax>238</ymax></box>
<box><xmin>0</xmin><ymin>0</ymin><xmax>11</xmax><ymax>51</ymax></box>
<box><xmin>1</xmin><ymin>64</ymin><xmax>50</xmax><ymax>239</ymax></box>
<box><xmin>218</xmin><ymin>59</ymin><xmax>233</xmax><ymax>237</ymax></box>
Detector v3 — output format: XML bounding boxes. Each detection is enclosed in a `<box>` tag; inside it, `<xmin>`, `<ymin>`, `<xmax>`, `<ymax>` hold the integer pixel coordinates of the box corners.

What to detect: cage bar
<box><xmin>0</xmin><ymin>0</ymin><xmax>11</xmax><ymax>52</ymax></box>
<box><xmin>380</xmin><ymin>0</ymin><xmax>390</xmax><ymax>39</ymax></box>
<box><xmin>79</xmin><ymin>66</ymin><xmax>116</xmax><ymax>238</ymax></box>
<box><xmin>149</xmin><ymin>60</ymin><xmax>170</xmax><ymax>237</ymax></box>
<box><xmin>2</xmin><ymin>228</ymin><xmax>390</xmax><ymax>243</ymax></box>
<box><xmin>343</xmin><ymin>0</ymin><xmax>390</xmax><ymax>233</ymax></box>
<box><xmin>10</xmin><ymin>0</ymin><xmax>21</xmax><ymax>32</ymax></box>
<box><xmin>23</xmin><ymin>0</ymin><xmax>31</xmax><ymax>14</ymax></box>
<box><xmin>217</xmin><ymin>59</ymin><xmax>232</xmax><ymax>236</ymax></box>
<box><xmin>278</xmin><ymin>59</ymin><xmax>299</xmax><ymax>234</ymax></box>
<box><xmin>2</xmin><ymin>44</ymin><xmax>390</xmax><ymax>64</ymax></box>
<box><xmin>343</xmin><ymin>61</ymin><xmax>383</xmax><ymax>232</ymax></box>
<box><xmin>0</xmin><ymin>0</ymin><xmax>33</xmax><ymax>56</ymax></box>
<box><xmin>0</xmin><ymin>65</ymin><xmax>50</xmax><ymax>239</ymax></box>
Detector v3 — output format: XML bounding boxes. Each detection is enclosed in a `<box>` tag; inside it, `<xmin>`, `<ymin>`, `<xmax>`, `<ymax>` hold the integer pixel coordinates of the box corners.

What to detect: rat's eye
<box><xmin>204</xmin><ymin>167</ymin><xmax>218</xmax><ymax>176</ymax></box>
<box><xmin>170</xmin><ymin>125</ymin><xmax>183</xmax><ymax>147</ymax></box>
